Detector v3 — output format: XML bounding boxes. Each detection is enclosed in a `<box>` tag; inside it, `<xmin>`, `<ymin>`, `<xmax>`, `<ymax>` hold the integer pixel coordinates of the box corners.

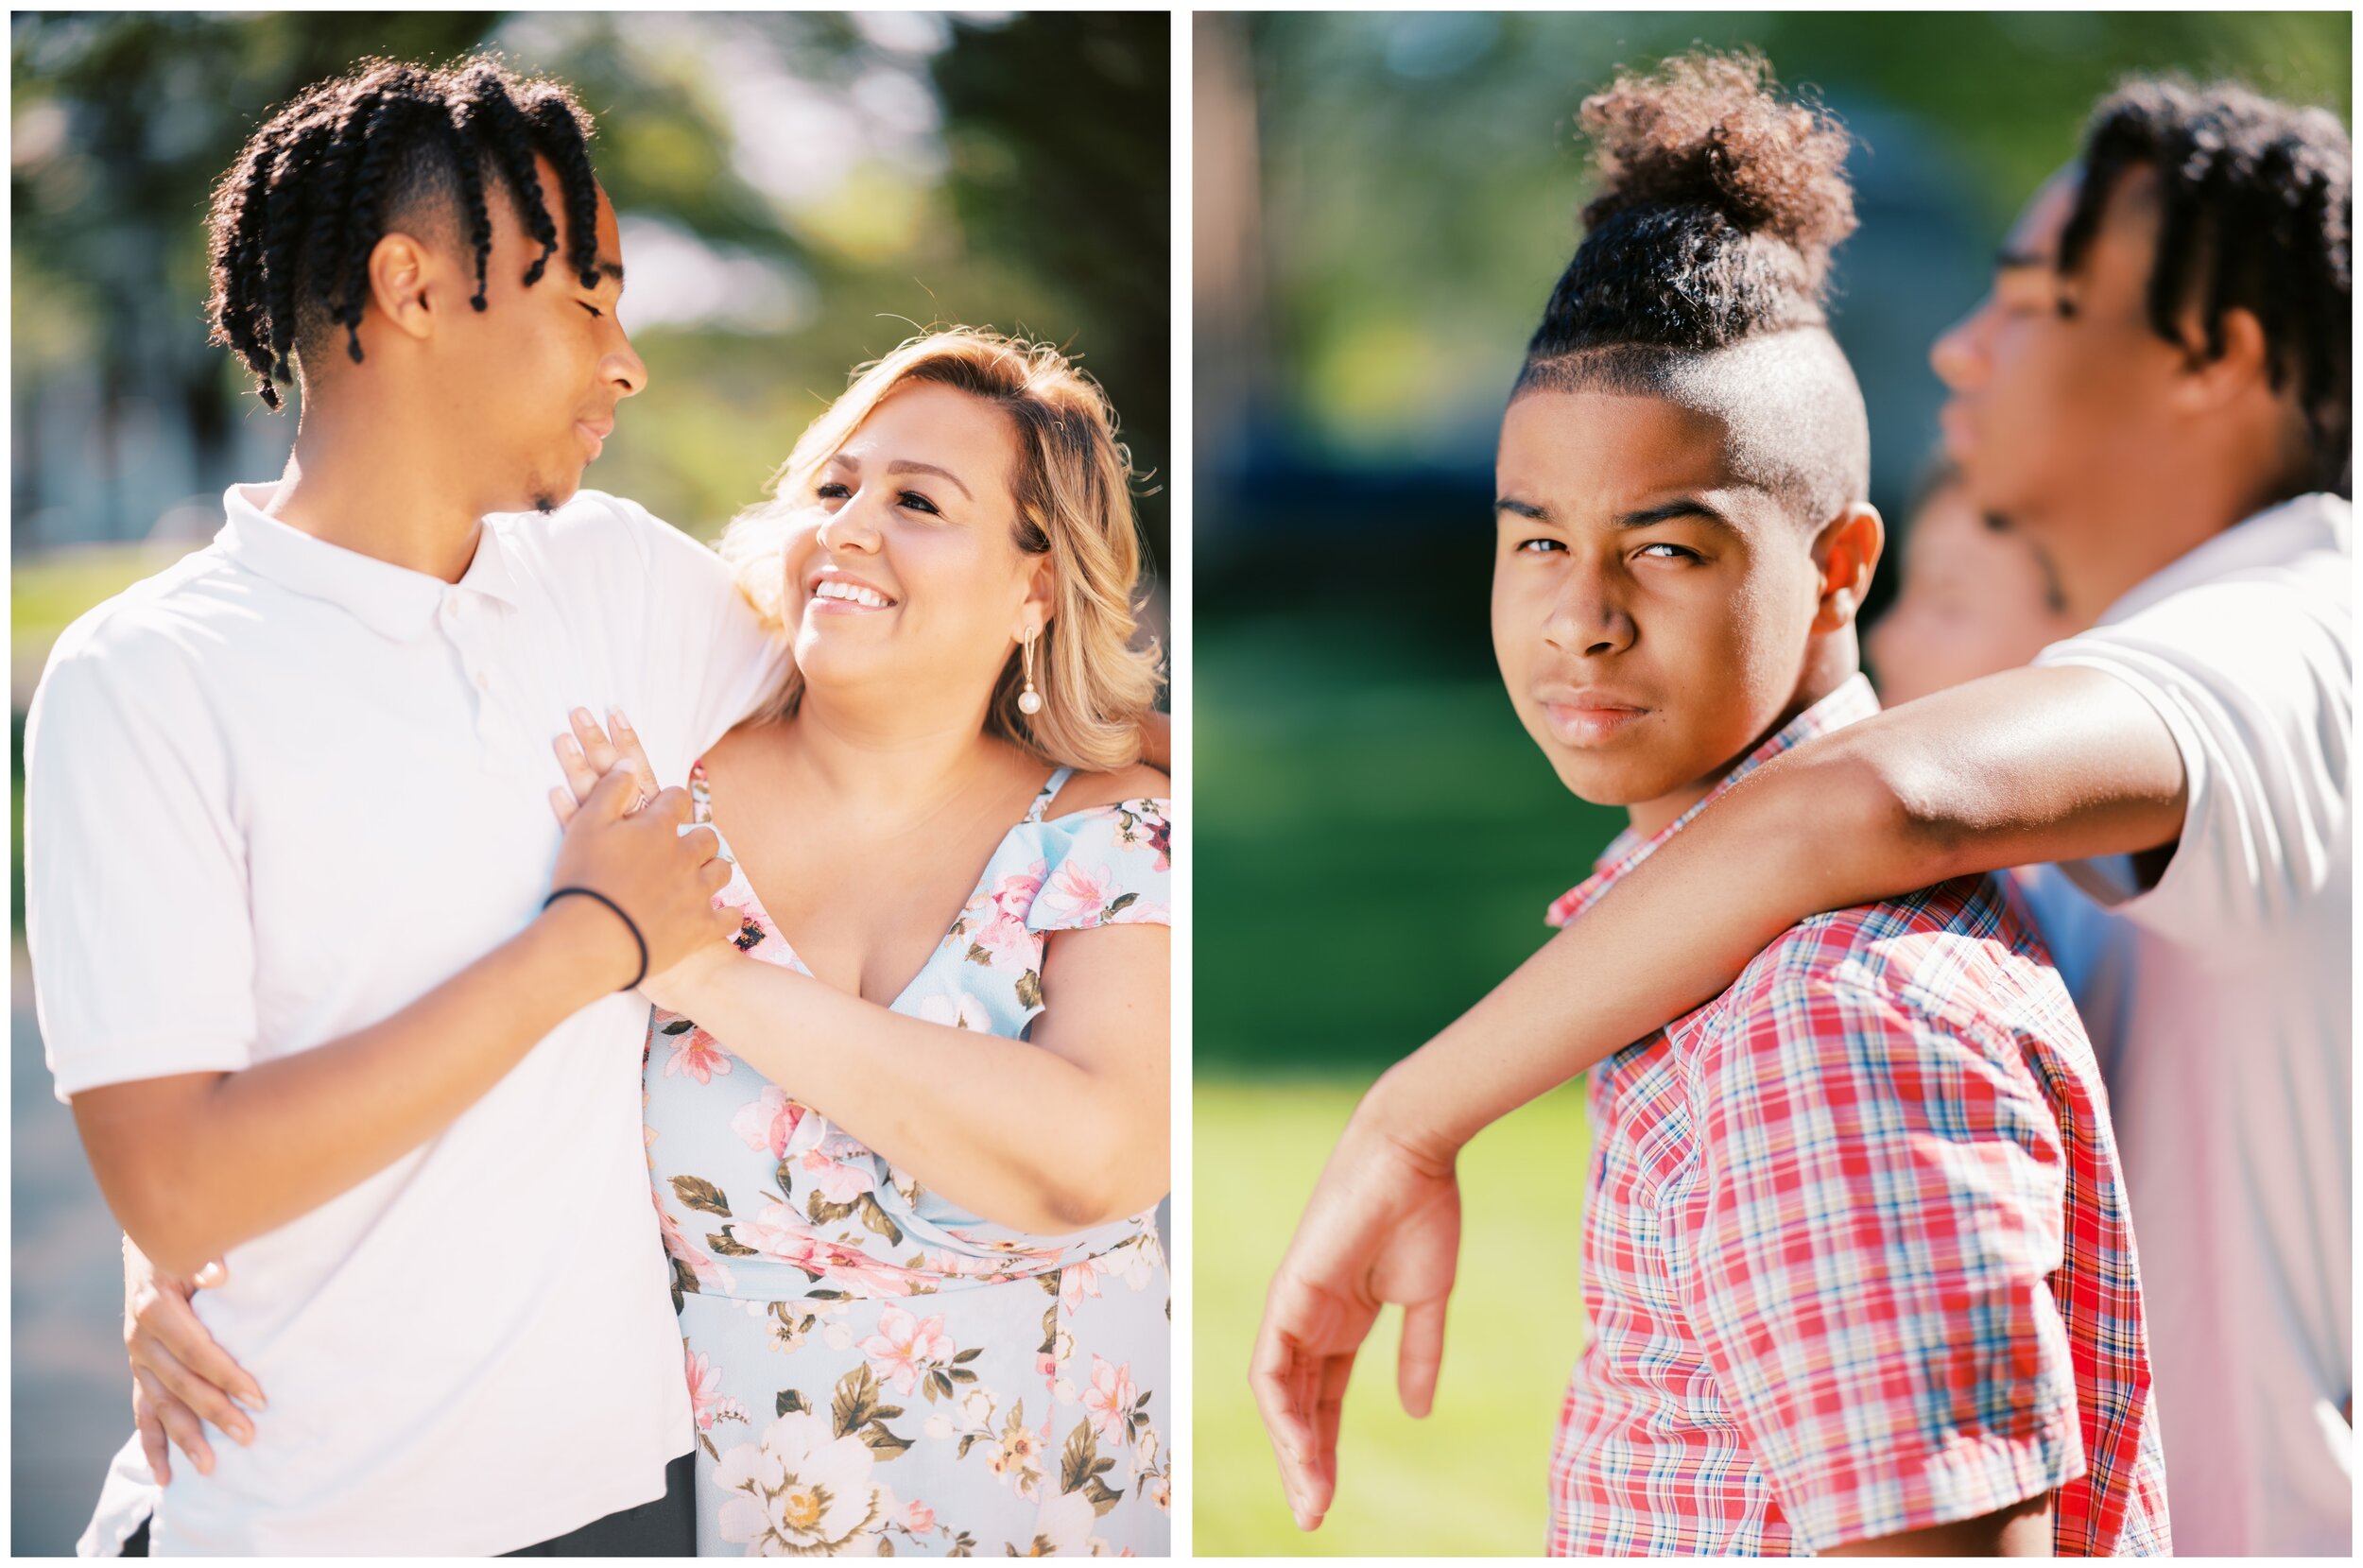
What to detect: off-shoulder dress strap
<box><xmin>1026</xmin><ymin>766</ymin><xmax>1077</xmax><ymax>823</ymax></box>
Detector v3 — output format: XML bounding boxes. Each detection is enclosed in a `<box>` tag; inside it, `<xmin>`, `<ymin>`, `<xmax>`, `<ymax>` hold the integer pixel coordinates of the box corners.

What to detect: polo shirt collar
<box><xmin>1546</xmin><ymin>672</ymin><xmax>1880</xmax><ymax>928</ymax></box>
<box><xmin>214</xmin><ymin>481</ymin><xmax>523</xmax><ymax>643</ymax></box>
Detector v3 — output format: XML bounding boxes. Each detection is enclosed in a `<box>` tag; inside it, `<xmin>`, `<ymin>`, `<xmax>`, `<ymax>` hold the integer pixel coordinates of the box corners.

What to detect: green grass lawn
<box><xmin>1193</xmin><ymin>1076</ymin><xmax>1589</xmax><ymax>1557</ymax></box>
<box><xmin>10</xmin><ymin>542</ymin><xmax>193</xmax><ymax>673</ymax></box>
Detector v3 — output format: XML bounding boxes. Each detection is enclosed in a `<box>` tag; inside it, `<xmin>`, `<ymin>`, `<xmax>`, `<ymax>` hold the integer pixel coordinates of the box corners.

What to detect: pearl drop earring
<box><xmin>1018</xmin><ymin>627</ymin><xmax>1044</xmax><ymax>715</ymax></box>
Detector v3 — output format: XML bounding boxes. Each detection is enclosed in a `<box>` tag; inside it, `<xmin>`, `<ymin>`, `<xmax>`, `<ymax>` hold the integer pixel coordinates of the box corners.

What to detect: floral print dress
<box><xmin>645</xmin><ymin>764</ymin><xmax>1172</xmax><ymax>1557</ymax></box>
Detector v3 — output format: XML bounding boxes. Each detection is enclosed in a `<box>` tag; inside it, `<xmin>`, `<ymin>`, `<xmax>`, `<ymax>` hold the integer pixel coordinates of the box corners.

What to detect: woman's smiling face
<box><xmin>779</xmin><ymin>379</ymin><xmax>1049</xmax><ymax>706</ymax></box>
<box><xmin>1492</xmin><ymin>388</ymin><xmax>1831</xmax><ymax>833</ymax></box>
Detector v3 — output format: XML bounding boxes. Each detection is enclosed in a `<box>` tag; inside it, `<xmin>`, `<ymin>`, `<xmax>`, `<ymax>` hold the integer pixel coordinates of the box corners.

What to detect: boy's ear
<box><xmin>2167</xmin><ymin>303</ymin><xmax>2272</xmax><ymax>414</ymax></box>
<box><xmin>367</xmin><ymin>229</ymin><xmax>443</xmax><ymax>347</ymax></box>
<box><xmin>1809</xmin><ymin>503</ymin><xmax>1884</xmax><ymax>633</ymax></box>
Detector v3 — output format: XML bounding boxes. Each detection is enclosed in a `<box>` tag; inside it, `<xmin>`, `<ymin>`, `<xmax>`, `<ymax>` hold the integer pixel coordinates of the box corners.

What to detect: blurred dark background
<box><xmin>11</xmin><ymin>11</ymin><xmax>1166</xmax><ymax>1553</ymax></box>
<box><xmin>1190</xmin><ymin>12</ymin><xmax>2351</xmax><ymax>1557</ymax></box>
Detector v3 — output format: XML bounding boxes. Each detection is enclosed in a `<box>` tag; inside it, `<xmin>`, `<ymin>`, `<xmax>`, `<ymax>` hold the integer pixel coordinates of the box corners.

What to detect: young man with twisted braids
<box><xmin>1263</xmin><ymin>73</ymin><xmax>2347</xmax><ymax>1559</ymax></box>
<box><xmin>26</xmin><ymin>57</ymin><xmax>784</xmax><ymax>1554</ymax></box>
<box><xmin>1259</xmin><ymin>53</ymin><xmax>2169</xmax><ymax>1556</ymax></box>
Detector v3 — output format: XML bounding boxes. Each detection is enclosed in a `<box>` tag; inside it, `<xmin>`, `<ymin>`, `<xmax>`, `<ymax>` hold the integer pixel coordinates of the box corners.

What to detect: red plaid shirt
<box><xmin>1546</xmin><ymin>675</ymin><xmax>2170</xmax><ymax>1556</ymax></box>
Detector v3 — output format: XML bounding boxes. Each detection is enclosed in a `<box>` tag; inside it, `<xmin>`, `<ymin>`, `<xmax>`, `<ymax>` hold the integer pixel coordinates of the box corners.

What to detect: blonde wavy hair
<box><xmin>717</xmin><ymin>329</ymin><xmax>1164</xmax><ymax>772</ymax></box>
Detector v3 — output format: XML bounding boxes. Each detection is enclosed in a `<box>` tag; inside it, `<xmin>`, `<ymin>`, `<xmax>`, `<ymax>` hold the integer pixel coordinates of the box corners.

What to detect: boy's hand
<box><xmin>547</xmin><ymin>769</ymin><xmax>735</xmax><ymax>988</ymax></box>
<box><xmin>1250</xmin><ymin>1103</ymin><xmax>1463</xmax><ymax>1531</ymax></box>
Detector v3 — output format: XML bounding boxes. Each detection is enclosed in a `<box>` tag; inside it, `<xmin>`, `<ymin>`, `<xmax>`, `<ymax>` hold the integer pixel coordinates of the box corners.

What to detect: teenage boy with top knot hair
<box><xmin>1255</xmin><ymin>52</ymin><xmax>2170</xmax><ymax>1556</ymax></box>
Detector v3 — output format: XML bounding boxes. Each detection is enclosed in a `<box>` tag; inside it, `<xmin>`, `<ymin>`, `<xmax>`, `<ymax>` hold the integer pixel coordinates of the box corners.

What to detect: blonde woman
<box><xmin>127</xmin><ymin>331</ymin><xmax>1173</xmax><ymax>1558</ymax></box>
<box><xmin>553</xmin><ymin>330</ymin><xmax>1172</xmax><ymax>1556</ymax></box>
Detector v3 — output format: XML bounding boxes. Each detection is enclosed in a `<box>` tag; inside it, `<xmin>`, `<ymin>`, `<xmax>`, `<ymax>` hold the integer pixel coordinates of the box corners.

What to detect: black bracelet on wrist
<box><xmin>543</xmin><ymin>887</ymin><xmax>649</xmax><ymax>991</ymax></box>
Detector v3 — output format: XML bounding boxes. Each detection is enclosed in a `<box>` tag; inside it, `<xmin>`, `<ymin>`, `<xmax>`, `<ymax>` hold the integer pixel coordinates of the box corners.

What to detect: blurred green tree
<box><xmin>934</xmin><ymin>11</ymin><xmax>1172</xmax><ymax>567</ymax></box>
<box><xmin>11</xmin><ymin>11</ymin><xmax>1169</xmax><ymax>562</ymax></box>
<box><xmin>13</xmin><ymin>15</ymin><xmax>502</xmax><ymax>536</ymax></box>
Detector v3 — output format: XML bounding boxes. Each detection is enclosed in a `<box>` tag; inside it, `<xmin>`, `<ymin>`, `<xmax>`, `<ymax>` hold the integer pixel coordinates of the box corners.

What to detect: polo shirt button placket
<box><xmin>440</xmin><ymin>591</ymin><xmax>504</xmax><ymax>768</ymax></box>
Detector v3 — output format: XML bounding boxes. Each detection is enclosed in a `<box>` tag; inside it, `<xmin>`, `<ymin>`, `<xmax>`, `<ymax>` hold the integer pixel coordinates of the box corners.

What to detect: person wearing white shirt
<box><xmin>1255</xmin><ymin>78</ymin><xmax>2349</xmax><ymax>1557</ymax></box>
<box><xmin>26</xmin><ymin>59</ymin><xmax>784</xmax><ymax>1555</ymax></box>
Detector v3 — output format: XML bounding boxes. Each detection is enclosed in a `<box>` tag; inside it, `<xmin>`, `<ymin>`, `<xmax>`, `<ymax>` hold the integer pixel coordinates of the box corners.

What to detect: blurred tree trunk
<box><xmin>930</xmin><ymin>12</ymin><xmax>1171</xmax><ymax>577</ymax></box>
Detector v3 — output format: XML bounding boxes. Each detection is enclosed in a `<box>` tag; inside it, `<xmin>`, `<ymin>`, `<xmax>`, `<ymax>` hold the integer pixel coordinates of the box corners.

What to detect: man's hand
<box><xmin>1250</xmin><ymin>1094</ymin><xmax>1463</xmax><ymax>1531</ymax></box>
<box><xmin>548</xmin><ymin>767</ymin><xmax>735</xmax><ymax>988</ymax></box>
<box><xmin>124</xmin><ymin>1239</ymin><xmax>262</xmax><ymax>1484</ymax></box>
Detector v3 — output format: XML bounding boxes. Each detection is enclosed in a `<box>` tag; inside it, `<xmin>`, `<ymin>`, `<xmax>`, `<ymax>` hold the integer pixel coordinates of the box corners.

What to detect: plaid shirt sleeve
<box><xmin>1676</xmin><ymin>931</ymin><xmax>2089</xmax><ymax>1551</ymax></box>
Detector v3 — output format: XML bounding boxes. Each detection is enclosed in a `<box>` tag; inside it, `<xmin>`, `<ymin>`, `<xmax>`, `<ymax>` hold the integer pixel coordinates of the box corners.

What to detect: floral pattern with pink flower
<box><xmin>1031</xmin><ymin>859</ymin><xmax>1123</xmax><ymax>931</ymax></box>
<box><xmin>686</xmin><ymin>1345</ymin><xmax>726</xmax><ymax>1430</ymax></box>
<box><xmin>647</xmin><ymin>765</ymin><xmax>1171</xmax><ymax>1556</ymax></box>
<box><xmin>728</xmin><ymin>1084</ymin><xmax>803</xmax><ymax>1161</ymax></box>
<box><xmin>659</xmin><ymin>1021</ymin><xmax>733</xmax><ymax>1084</ymax></box>
<box><xmin>1080</xmin><ymin>1355</ymin><xmax>1136</xmax><ymax>1442</ymax></box>
<box><xmin>859</xmin><ymin>1303</ymin><xmax>957</xmax><ymax>1395</ymax></box>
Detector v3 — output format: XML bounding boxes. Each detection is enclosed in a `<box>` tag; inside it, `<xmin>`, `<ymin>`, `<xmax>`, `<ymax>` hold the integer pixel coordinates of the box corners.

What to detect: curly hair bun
<box><xmin>1524</xmin><ymin>49</ymin><xmax>1858</xmax><ymax>360</ymax></box>
<box><xmin>1580</xmin><ymin>50</ymin><xmax>1855</xmax><ymax>272</ymax></box>
<box><xmin>1515</xmin><ymin>49</ymin><xmax>1873</xmax><ymax>524</ymax></box>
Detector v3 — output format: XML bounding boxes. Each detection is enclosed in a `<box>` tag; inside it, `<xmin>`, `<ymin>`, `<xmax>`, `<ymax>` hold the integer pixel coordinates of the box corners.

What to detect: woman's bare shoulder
<box><xmin>1046</xmin><ymin>759</ymin><xmax>1169</xmax><ymax>817</ymax></box>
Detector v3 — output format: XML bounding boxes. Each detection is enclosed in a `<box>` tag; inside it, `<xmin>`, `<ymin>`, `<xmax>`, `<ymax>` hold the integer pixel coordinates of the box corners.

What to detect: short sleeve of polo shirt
<box><xmin>2032</xmin><ymin>565</ymin><xmax>2348</xmax><ymax>949</ymax></box>
<box><xmin>597</xmin><ymin>494</ymin><xmax>791</xmax><ymax>771</ymax></box>
<box><xmin>1676</xmin><ymin>956</ymin><xmax>2085</xmax><ymax>1550</ymax></box>
<box><xmin>27</xmin><ymin>603</ymin><xmax>257</xmax><ymax>1101</ymax></box>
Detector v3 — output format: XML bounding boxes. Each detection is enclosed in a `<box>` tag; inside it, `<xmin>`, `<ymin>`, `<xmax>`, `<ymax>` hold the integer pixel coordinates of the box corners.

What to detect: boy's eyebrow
<box><xmin>1616</xmin><ymin>498</ymin><xmax>1737</xmax><ymax>532</ymax></box>
<box><xmin>1495</xmin><ymin>497</ymin><xmax>1741</xmax><ymax>531</ymax></box>
<box><xmin>595</xmin><ymin>257</ymin><xmax>626</xmax><ymax>289</ymax></box>
<box><xmin>1993</xmin><ymin>247</ymin><xmax>2051</xmax><ymax>271</ymax></box>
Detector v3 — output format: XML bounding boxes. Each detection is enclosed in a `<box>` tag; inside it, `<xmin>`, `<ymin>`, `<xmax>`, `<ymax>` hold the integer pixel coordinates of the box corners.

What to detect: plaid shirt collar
<box><xmin>1546</xmin><ymin>672</ymin><xmax>1879</xmax><ymax>929</ymax></box>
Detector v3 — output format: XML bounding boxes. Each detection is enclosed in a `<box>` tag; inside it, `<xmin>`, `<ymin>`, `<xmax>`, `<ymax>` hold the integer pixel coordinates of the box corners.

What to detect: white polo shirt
<box><xmin>26</xmin><ymin>483</ymin><xmax>786</xmax><ymax>1556</ymax></box>
<box><xmin>2027</xmin><ymin>491</ymin><xmax>2352</xmax><ymax>1557</ymax></box>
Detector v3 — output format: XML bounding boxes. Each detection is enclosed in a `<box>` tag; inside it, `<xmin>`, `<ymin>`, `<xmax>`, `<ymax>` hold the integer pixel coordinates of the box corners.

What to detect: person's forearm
<box><xmin>1823</xmin><ymin>1491</ymin><xmax>2053</xmax><ymax>1556</ymax></box>
<box><xmin>670</xmin><ymin>958</ymin><xmax>1159</xmax><ymax>1234</ymax></box>
<box><xmin>1368</xmin><ymin>751</ymin><xmax>1866</xmax><ymax>1155</ymax></box>
<box><xmin>74</xmin><ymin>900</ymin><xmax>631</xmax><ymax>1276</ymax></box>
<box><xmin>1370</xmin><ymin>663</ymin><xmax>2188</xmax><ymax>1159</ymax></box>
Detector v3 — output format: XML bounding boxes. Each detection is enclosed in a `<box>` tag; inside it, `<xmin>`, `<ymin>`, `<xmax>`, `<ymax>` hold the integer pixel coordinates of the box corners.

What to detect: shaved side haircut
<box><xmin>1515</xmin><ymin>50</ymin><xmax>1871</xmax><ymax>526</ymax></box>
